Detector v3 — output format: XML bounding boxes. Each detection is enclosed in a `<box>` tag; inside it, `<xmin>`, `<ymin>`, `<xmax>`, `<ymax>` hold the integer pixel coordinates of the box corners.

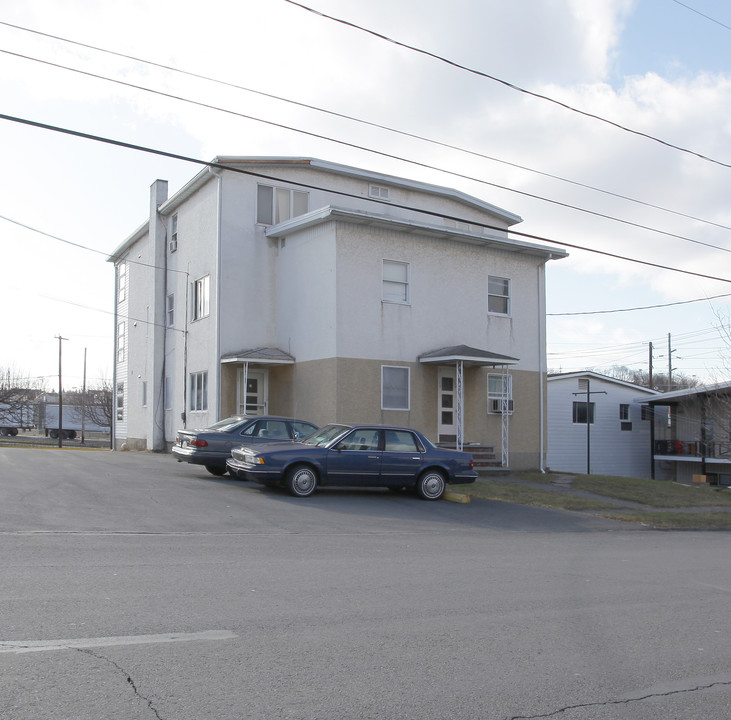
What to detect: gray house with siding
<box><xmin>547</xmin><ymin>371</ymin><xmax>663</xmax><ymax>478</ymax></box>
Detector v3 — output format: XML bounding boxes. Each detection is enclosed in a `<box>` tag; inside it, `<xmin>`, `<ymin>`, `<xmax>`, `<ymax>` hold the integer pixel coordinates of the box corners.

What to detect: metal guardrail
<box><xmin>654</xmin><ymin>440</ymin><xmax>731</xmax><ymax>458</ymax></box>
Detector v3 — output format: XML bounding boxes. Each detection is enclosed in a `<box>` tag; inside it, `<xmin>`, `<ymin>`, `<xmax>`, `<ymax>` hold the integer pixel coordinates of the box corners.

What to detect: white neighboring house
<box><xmin>547</xmin><ymin>372</ymin><xmax>663</xmax><ymax>478</ymax></box>
<box><xmin>107</xmin><ymin>157</ymin><xmax>567</xmax><ymax>469</ymax></box>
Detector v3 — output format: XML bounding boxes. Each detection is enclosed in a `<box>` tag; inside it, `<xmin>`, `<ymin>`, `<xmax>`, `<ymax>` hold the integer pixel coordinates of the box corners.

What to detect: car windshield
<box><xmin>206</xmin><ymin>416</ymin><xmax>247</xmax><ymax>432</ymax></box>
<box><xmin>301</xmin><ymin>424</ymin><xmax>351</xmax><ymax>447</ymax></box>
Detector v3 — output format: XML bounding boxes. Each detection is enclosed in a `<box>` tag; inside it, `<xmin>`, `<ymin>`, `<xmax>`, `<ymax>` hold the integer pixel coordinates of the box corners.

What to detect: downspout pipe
<box><xmin>538</xmin><ymin>260</ymin><xmax>547</xmax><ymax>472</ymax></box>
<box><xmin>208</xmin><ymin>166</ymin><xmax>223</xmax><ymax>420</ymax></box>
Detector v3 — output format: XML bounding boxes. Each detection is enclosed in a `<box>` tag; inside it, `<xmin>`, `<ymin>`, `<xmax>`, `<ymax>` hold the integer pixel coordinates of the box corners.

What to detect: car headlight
<box><xmin>245</xmin><ymin>454</ymin><xmax>265</xmax><ymax>465</ymax></box>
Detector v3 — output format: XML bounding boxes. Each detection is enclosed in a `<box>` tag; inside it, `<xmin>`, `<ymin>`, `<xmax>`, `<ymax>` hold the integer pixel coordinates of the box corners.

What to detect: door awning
<box><xmin>221</xmin><ymin>347</ymin><xmax>295</xmax><ymax>365</ymax></box>
<box><xmin>419</xmin><ymin>345</ymin><xmax>519</xmax><ymax>367</ymax></box>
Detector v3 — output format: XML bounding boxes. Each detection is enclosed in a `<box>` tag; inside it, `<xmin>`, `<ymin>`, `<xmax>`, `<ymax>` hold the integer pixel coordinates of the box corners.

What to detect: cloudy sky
<box><xmin>1</xmin><ymin>0</ymin><xmax>730</xmax><ymax>391</ymax></box>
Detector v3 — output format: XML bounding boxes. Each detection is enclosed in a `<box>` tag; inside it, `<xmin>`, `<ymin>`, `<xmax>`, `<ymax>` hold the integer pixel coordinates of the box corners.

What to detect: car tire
<box><xmin>416</xmin><ymin>470</ymin><xmax>446</xmax><ymax>500</ymax></box>
<box><xmin>286</xmin><ymin>464</ymin><xmax>318</xmax><ymax>498</ymax></box>
<box><xmin>205</xmin><ymin>465</ymin><xmax>227</xmax><ymax>477</ymax></box>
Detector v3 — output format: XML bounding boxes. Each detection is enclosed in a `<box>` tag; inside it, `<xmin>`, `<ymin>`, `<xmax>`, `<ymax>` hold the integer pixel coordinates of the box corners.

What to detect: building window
<box><xmin>169</xmin><ymin>213</ymin><xmax>178</xmax><ymax>253</ymax></box>
<box><xmin>116</xmin><ymin>382</ymin><xmax>124</xmax><ymax>421</ymax></box>
<box><xmin>619</xmin><ymin>404</ymin><xmax>629</xmax><ymax>420</ymax></box>
<box><xmin>142</xmin><ymin>381</ymin><xmax>147</xmax><ymax>407</ymax></box>
<box><xmin>641</xmin><ymin>406</ymin><xmax>652</xmax><ymax>421</ymax></box>
<box><xmin>193</xmin><ymin>275</ymin><xmax>210</xmax><ymax>320</ymax></box>
<box><xmin>117</xmin><ymin>321</ymin><xmax>125</xmax><ymax>362</ymax></box>
<box><xmin>382</xmin><ymin>260</ymin><xmax>410</xmax><ymax>303</ymax></box>
<box><xmin>621</xmin><ymin>422</ymin><xmax>633</xmax><ymax>431</ymax></box>
<box><xmin>118</xmin><ymin>262</ymin><xmax>127</xmax><ymax>302</ymax></box>
<box><xmin>382</xmin><ymin>366</ymin><xmax>410</xmax><ymax>410</ymax></box>
<box><xmin>165</xmin><ymin>377</ymin><xmax>173</xmax><ymax>410</ymax></box>
<box><xmin>190</xmin><ymin>371</ymin><xmax>208</xmax><ymax>411</ymax></box>
<box><xmin>573</xmin><ymin>401</ymin><xmax>595</xmax><ymax>424</ymax></box>
<box><xmin>166</xmin><ymin>293</ymin><xmax>175</xmax><ymax>327</ymax></box>
<box><xmin>256</xmin><ymin>185</ymin><xmax>308</xmax><ymax>225</ymax></box>
<box><xmin>488</xmin><ymin>276</ymin><xmax>510</xmax><ymax>315</ymax></box>
<box><xmin>488</xmin><ymin>373</ymin><xmax>513</xmax><ymax>413</ymax></box>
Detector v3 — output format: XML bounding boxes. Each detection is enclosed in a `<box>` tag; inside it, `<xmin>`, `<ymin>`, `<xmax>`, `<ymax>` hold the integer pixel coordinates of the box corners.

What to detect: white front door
<box><xmin>437</xmin><ymin>366</ymin><xmax>457</xmax><ymax>444</ymax></box>
<box><xmin>237</xmin><ymin>368</ymin><xmax>268</xmax><ymax>416</ymax></box>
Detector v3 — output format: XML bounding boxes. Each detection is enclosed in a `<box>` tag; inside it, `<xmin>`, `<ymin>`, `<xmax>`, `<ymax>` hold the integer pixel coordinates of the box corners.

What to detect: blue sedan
<box><xmin>172</xmin><ymin>415</ymin><xmax>317</xmax><ymax>476</ymax></box>
<box><xmin>226</xmin><ymin>423</ymin><xmax>477</xmax><ymax>499</ymax></box>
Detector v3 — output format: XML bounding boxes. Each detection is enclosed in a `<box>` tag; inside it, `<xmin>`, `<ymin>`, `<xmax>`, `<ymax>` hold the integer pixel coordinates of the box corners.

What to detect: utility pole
<box><xmin>648</xmin><ymin>342</ymin><xmax>653</xmax><ymax>389</ymax></box>
<box><xmin>668</xmin><ymin>333</ymin><xmax>673</xmax><ymax>390</ymax></box>
<box><xmin>573</xmin><ymin>379</ymin><xmax>607</xmax><ymax>474</ymax></box>
<box><xmin>56</xmin><ymin>335</ymin><xmax>68</xmax><ymax>448</ymax></box>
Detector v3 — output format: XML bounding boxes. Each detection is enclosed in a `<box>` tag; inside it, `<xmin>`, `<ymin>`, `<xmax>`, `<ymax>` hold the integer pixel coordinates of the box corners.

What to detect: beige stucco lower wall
<box><xmin>215</xmin><ymin>359</ymin><xmax>546</xmax><ymax>470</ymax></box>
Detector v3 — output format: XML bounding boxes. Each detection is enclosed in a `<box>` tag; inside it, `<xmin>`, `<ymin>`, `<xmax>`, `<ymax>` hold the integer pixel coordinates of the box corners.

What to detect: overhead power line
<box><xmin>2</xmin><ymin>112</ymin><xmax>731</xmax><ymax>288</ymax></box>
<box><xmin>548</xmin><ymin>291</ymin><xmax>731</xmax><ymax>316</ymax></box>
<box><xmin>283</xmin><ymin>0</ymin><xmax>731</xmax><ymax>170</ymax></box>
<box><xmin>670</xmin><ymin>0</ymin><xmax>731</xmax><ymax>31</ymax></box>
<box><xmin>1</xmin><ymin>20</ymin><xmax>727</xmax><ymax>234</ymax></box>
<box><xmin>1</xmin><ymin>48</ymin><xmax>729</xmax><ymax>256</ymax></box>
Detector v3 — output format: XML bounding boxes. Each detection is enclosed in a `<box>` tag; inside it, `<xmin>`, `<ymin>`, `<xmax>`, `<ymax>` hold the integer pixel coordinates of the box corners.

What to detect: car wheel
<box><xmin>416</xmin><ymin>470</ymin><xmax>446</xmax><ymax>500</ymax></box>
<box><xmin>205</xmin><ymin>465</ymin><xmax>227</xmax><ymax>477</ymax></box>
<box><xmin>287</xmin><ymin>464</ymin><xmax>318</xmax><ymax>498</ymax></box>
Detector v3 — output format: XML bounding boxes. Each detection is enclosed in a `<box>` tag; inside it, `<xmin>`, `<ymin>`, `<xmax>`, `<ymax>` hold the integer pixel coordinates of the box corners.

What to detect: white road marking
<box><xmin>0</xmin><ymin>630</ymin><xmax>237</xmax><ymax>654</ymax></box>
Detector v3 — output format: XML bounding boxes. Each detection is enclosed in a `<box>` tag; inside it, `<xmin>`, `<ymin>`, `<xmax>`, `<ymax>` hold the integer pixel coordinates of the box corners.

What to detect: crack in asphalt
<box><xmin>507</xmin><ymin>679</ymin><xmax>731</xmax><ymax>719</ymax></box>
<box><xmin>75</xmin><ymin>647</ymin><xmax>164</xmax><ymax>720</ymax></box>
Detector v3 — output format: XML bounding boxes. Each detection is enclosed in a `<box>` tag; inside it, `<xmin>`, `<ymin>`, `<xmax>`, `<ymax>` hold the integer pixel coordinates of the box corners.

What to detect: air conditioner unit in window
<box><xmin>169</xmin><ymin>238</ymin><xmax>178</xmax><ymax>253</ymax></box>
<box><xmin>490</xmin><ymin>399</ymin><xmax>514</xmax><ymax>413</ymax></box>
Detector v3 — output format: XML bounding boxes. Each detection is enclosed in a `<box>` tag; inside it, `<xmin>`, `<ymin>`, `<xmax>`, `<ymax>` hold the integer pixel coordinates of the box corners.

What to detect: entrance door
<box><xmin>237</xmin><ymin>368</ymin><xmax>268</xmax><ymax>416</ymax></box>
<box><xmin>438</xmin><ymin>366</ymin><xmax>457</xmax><ymax>444</ymax></box>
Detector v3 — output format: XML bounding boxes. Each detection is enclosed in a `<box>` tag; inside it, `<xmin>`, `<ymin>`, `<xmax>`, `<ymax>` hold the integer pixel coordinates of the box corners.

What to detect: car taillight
<box><xmin>469</xmin><ymin>460</ymin><xmax>474</xmax><ymax>470</ymax></box>
<box><xmin>190</xmin><ymin>439</ymin><xmax>208</xmax><ymax>447</ymax></box>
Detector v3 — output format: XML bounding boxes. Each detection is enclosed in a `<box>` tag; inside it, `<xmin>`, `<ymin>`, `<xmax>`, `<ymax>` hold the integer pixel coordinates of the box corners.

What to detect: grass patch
<box><xmin>570</xmin><ymin>474</ymin><xmax>731</xmax><ymax>508</ymax></box>
<box><xmin>451</xmin><ymin>479</ymin><xmax>619</xmax><ymax>512</ymax></box>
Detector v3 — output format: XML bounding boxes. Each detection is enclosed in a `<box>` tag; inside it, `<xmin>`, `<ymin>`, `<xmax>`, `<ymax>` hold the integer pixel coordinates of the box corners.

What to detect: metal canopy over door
<box><xmin>236</xmin><ymin>367</ymin><xmax>268</xmax><ymax>416</ymax></box>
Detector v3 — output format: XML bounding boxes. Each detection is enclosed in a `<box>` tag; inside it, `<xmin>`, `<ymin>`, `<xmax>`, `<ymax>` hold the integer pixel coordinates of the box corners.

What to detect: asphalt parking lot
<box><xmin>2</xmin><ymin>447</ymin><xmax>730</xmax><ymax>719</ymax></box>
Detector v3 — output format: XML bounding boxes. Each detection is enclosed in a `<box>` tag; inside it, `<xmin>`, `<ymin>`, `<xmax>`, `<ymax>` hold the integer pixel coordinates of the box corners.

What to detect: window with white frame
<box><xmin>190</xmin><ymin>371</ymin><xmax>208</xmax><ymax>411</ymax></box>
<box><xmin>488</xmin><ymin>276</ymin><xmax>510</xmax><ymax>315</ymax></box>
<box><xmin>487</xmin><ymin>373</ymin><xmax>513</xmax><ymax>413</ymax></box>
<box><xmin>117</xmin><ymin>321</ymin><xmax>125</xmax><ymax>362</ymax></box>
<box><xmin>142</xmin><ymin>381</ymin><xmax>147</xmax><ymax>407</ymax></box>
<box><xmin>116</xmin><ymin>382</ymin><xmax>124</xmax><ymax>420</ymax></box>
<box><xmin>382</xmin><ymin>260</ymin><xmax>410</xmax><ymax>303</ymax></box>
<box><xmin>169</xmin><ymin>213</ymin><xmax>178</xmax><ymax>253</ymax></box>
<box><xmin>193</xmin><ymin>275</ymin><xmax>210</xmax><ymax>320</ymax></box>
<box><xmin>381</xmin><ymin>366</ymin><xmax>410</xmax><ymax>410</ymax></box>
<box><xmin>573</xmin><ymin>401</ymin><xmax>595</xmax><ymax>424</ymax></box>
<box><xmin>117</xmin><ymin>262</ymin><xmax>127</xmax><ymax>302</ymax></box>
<box><xmin>256</xmin><ymin>184</ymin><xmax>309</xmax><ymax>225</ymax></box>
<box><xmin>166</xmin><ymin>293</ymin><xmax>175</xmax><ymax>327</ymax></box>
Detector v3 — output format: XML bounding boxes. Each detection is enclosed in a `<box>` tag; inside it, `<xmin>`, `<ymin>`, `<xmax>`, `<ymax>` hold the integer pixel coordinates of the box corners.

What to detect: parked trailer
<box><xmin>44</xmin><ymin>405</ymin><xmax>110</xmax><ymax>440</ymax></box>
<box><xmin>0</xmin><ymin>403</ymin><xmax>28</xmax><ymax>436</ymax></box>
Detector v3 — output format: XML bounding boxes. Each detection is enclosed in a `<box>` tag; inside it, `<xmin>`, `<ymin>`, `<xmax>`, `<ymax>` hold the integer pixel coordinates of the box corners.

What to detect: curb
<box><xmin>443</xmin><ymin>491</ymin><xmax>471</xmax><ymax>504</ymax></box>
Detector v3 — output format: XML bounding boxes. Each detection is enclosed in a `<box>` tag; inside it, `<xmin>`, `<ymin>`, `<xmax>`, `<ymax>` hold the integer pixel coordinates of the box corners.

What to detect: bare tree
<box><xmin>0</xmin><ymin>366</ymin><xmax>47</xmax><ymax>430</ymax></box>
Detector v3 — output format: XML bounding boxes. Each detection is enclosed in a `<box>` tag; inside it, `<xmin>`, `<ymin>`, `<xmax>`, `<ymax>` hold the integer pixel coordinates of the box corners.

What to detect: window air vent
<box><xmin>369</xmin><ymin>184</ymin><xmax>390</xmax><ymax>200</ymax></box>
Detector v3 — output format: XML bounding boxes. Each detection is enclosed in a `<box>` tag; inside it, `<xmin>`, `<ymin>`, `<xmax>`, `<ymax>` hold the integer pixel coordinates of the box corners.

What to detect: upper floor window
<box><xmin>117</xmin><ymin>262</ymin><xmax>127</xmax><ymax>302</ymax></box>
<box><xmin>190</xmin><ymin>371</ymin><xmax>208</xmax><ymax>411</ymax></box>
<box><xmin>382</xmin><ymin>365</ymin><xmax>410</xmax><ymax>411</ymax></box>
<box><xmin>166</xmin><ymin>293</ymin><xmax>175</xmax><ymax>328</ymax></box>
<box><xmin>169</xmin><ymin>213</ymin><xmax>178</xmax><ymax>253</ymax></box>
<box><xmin>382</xmin><ymin>260</ymin><xmax>410</xmax><ymax>304</ymax></box>
<box><xmin>117</xmin><ymin>321</ymin><xmax>126</xmax><ymax>362</ymax></box>
<box><xmin>256</xmin><ymin>185</ymin><xmax>308</xmax><ymax>225</ymax></box>
<box><xmin>619</xmin><ymin>404</ymin><xmax>630</xmax><ymax>420</ymax></box>
<box><xmin>488</xmin><ymin>276</ymin><xmax>510</xmax><ymax>315</ymax></box>
<box><xmin>193</xmin><ymin>275</ymin><xmax>210</xmax><ymax>320</ymax></box>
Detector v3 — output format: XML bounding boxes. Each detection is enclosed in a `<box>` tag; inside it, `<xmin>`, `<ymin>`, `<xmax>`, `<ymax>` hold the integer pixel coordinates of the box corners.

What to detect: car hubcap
<box><xmin>294</xmin><ymin>469</ymin><xmax>315</xmax><ymax>493</ymax></box>
<box><xmin>423</xmin><ymin>474</ymin><xmax>444</xmax><ymax>498</ymax></box>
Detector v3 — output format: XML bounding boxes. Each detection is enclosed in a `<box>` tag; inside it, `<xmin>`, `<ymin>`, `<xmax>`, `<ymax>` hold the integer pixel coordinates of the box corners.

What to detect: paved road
<box><xmin>1</xmin><ymin>448</ymin><xmax>730</xmax><ymax>719</ymax></box>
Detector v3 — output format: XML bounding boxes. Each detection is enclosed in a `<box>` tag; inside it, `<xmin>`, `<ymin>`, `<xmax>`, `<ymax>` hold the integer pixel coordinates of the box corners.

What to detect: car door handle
<box><xmin>368</xmin><ymin>455</ymin><xmax>379</xmax><ymax>459</ymax></box>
